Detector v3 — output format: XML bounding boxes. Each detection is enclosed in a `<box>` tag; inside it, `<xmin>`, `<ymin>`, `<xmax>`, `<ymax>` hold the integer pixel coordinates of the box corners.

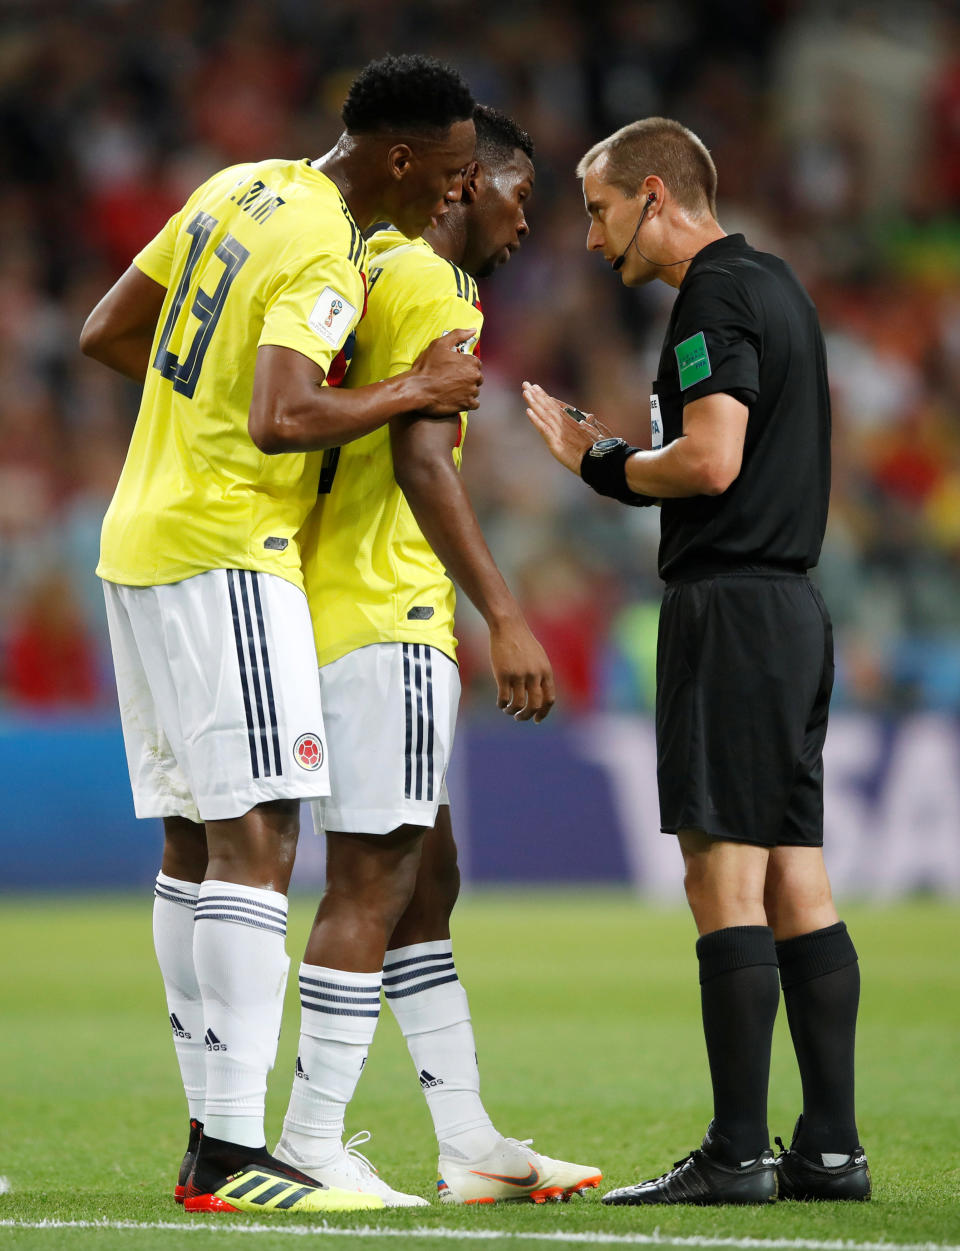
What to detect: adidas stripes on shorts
<box><xmin>103</xmin><ymin>569</ymin><xmax>330</xmax><ymax>823</ymax></box>
<box><xmin>311</xmin><ymin>642</ymin><xmax>460</xmax><ymax>836</ymax></box>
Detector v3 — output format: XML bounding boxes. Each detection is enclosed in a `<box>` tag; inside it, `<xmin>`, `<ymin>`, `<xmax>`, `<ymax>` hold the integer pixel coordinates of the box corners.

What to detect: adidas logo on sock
<box><xmin>170</xmin><ymin>1013</ymin><xmax>192</xmax><ymax>1040</ymax></box>
<box><xmin>204</xmin><ymin>1028</ymin><xmax>227</xmax><ymax>1052</ymax></box>
<box><xmin>295</xmin><ymin>1056</ymin><xmax>309</xmax><ymax>1080</ymax></box>
<box><xmin>419</xmin><ymin>1069</ymin><xmax>443</xmax><ymax>1089</ymax></box>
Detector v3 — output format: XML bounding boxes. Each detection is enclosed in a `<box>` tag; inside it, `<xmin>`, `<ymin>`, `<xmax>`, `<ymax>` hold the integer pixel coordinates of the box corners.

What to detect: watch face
<box><xmin>590</xmin><ymin>437</ymin><xmax>625</xmax><ymax>456</ymax></box>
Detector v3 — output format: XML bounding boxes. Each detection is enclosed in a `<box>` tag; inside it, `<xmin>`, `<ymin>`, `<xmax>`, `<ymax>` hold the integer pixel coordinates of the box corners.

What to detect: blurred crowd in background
<box><xmin>1</xmin><ymin>0</ymin><xmax>959</xmax><ymax>717</ymax></box>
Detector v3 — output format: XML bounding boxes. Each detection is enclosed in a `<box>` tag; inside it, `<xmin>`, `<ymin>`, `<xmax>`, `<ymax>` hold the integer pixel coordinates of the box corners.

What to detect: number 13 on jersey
<box><xmin>153</xmin><ymin>210</ymin><xmax>250</xmax><ymax>399</ymax></box>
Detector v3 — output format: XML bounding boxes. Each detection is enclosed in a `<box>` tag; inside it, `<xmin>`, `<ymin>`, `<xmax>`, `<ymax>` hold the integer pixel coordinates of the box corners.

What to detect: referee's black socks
<box><xmin>696</xmin><ymin>925</ymin><xmax>780</xmax><ymax>1166</ymax></box>
<box><xmin>776</xmin><ymin>921</ymin><xmax>861</xmax><ymax>1158</ymax></box>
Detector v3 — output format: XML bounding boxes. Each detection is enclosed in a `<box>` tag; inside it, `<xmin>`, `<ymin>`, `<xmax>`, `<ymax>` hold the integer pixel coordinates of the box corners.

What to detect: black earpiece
<box><xmin>612</xmin><ymin>193</ymin><xmax>656</xmax><ymax>271</ymax></box>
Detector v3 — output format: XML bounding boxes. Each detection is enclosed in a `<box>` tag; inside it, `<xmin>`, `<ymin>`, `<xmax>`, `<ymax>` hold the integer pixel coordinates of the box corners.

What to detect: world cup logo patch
<box><xmin>294</xmin><ymin>733</ymin><xmax>324</xmax><ymax>771</ymax></box>
<box><xmin>309</xmin><ymin>288</ymin><xmax>356</xmax><ymax>348</ymax></box>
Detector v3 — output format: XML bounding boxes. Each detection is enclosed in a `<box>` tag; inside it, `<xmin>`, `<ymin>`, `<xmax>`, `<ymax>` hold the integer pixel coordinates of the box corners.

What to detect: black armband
<box><xmin>579</xmin><ymin>438</ymin><xmax>658</xmax><ymax>507</ymax></box>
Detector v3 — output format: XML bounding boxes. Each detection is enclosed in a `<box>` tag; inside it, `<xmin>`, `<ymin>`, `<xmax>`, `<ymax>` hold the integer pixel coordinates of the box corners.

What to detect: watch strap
<box><xmin>579</xmin><ymin>440</ymin><xmax>658</xmax><ymax>506</ymax></box>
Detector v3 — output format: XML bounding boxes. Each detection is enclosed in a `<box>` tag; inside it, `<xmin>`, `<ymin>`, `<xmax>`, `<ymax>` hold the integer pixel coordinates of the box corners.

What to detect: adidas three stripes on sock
<box><xmin>384</xmin><ymin>940</ymin><xmax>498</xmax><ymax>1157</ymax></box>
<box><xmin>153</xmin><ymin>872</ymin><xmax>206</xmax><ymax>1121</ymax></box>
<box><xmin>279</xmin><ymin>964</ymin><xmax>383</xmax><ymax>1168</ymax></box>
<box><xmin>193</xmin><ymin>880</ymin><xmax>290</xmax><ymax>1148</ymax></box>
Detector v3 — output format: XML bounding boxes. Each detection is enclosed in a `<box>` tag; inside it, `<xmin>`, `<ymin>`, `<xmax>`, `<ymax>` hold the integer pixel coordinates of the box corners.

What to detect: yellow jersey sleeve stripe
<box><xmin>443</xmin><ymin>257</ymin><xmax>466</xmax><ymax>301</ymax></box>
<box><xmin>340</xmin><ymin>203</ymin><xmax>362</xmax><ymax>267</ymax></box>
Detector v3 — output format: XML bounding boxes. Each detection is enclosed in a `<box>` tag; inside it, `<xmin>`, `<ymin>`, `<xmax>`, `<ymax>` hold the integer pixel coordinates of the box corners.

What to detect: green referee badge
<box><xmin>675</xmin><ymin>331</ymin><xmax>712</xmax><ymax>390</ymax></box>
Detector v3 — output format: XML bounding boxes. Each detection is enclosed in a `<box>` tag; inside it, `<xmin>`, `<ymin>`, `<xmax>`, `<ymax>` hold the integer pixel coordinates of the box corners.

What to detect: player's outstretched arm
<box><xmin>249</xmin><ymin>330</ymin><xmax>482</xmax><ymax>454</ymax></box>
<box><xmin>391</xmin><ymin>414</ymin><xmax>555</xmax><ymax>724</ymax></box>
<box><xmin>79</xmin><ymin>265</ymin><xmax>168</xmax><ymax>382</ymax></box>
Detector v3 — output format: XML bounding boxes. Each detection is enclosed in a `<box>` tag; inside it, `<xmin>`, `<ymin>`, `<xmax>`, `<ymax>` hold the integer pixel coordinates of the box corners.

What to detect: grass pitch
<box><xmin>0</xmin><ymin>891</ymin><xmax>958</xmax><ymax>1250</ymax></box>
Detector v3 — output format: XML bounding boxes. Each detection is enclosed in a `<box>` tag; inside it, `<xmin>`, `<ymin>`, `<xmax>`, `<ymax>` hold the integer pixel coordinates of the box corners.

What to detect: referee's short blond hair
<box><xmin>577</xmin><ymin>118</ymin><xmax>717</xmax><ymax>218</ymax></box>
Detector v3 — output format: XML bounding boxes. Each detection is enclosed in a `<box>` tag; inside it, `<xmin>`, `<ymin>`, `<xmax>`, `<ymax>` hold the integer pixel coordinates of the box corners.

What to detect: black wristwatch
<box><xmin>588</xmin><ymin>437</ymin><xmax>629</xmax><ymax>457</ymax></box>
<box><xmin>580</xmin><ymin>438</ymin><xmax>658</xmax><ymax>507</ymax></box>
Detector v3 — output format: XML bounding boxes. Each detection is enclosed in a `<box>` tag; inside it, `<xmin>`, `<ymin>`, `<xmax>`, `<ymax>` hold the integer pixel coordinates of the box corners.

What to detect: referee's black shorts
<box><xmin>656</xmin><ymin>569</ymin><xmax>834</xmax><ymax>848</ymax></box>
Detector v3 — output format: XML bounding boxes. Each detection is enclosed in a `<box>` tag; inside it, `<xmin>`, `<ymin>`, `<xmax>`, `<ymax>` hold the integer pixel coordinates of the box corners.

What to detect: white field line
<box><xmin>0</xmin><ymin>1179</ymin><xmax>10</xmax><ymax>1195</ymax></box>
<box><xmin>0</xmin><ymin>1223</ymin><xmax>958</xmax><ymax>1251</ymax></box>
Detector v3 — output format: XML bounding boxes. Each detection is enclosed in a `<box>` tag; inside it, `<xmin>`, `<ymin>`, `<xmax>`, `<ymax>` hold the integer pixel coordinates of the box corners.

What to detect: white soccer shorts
<box><xmin>103</xmin><ymin>569</ymin><xmax>330</xmax><ymax>823</ymax></box>
<box><xmin>312</xmin><ymin>642</ymin><xmax>460</xmax><ymax>836</ymax></box>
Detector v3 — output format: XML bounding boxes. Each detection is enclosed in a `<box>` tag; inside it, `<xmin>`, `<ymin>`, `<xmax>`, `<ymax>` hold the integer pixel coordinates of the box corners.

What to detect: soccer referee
<box><xmin>524</xmin><ymin>118</ymin><xmax>870</xmax><ymax>1205</ymax></box>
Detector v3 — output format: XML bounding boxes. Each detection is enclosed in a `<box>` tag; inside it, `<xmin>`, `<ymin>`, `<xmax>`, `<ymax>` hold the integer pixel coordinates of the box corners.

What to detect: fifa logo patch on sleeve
<box><xmin>444</xmin><ymin>328</ymin><xmax>479</xmax><ymax>354</ymax></box>
<box><xmin>675</xmin><ymin>330</ymin><xmax>712</xmax><ymax>390</ymax></box>
<box><xmin>309</xmin><ymin>287</ymin><xmax>357</xmax><ymax>348</ymax></box>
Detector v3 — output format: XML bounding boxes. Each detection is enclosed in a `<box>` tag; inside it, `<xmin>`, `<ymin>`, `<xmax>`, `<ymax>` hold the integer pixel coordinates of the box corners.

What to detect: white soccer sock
<box><xmin>193</xmin><ymin>880</ymin><xmax>290</xmax><ymax>1148</ymax></box>
<box><xmin>279</xmin><ymin>964</ymin><xmax>382</xmax><ymax>1169</ymax></box>
<box><xmin>384</xmin><ymin>940</ymin><xmax>498</xmax><ymax>1157</ymax></box>
<box><xmin>153</xmin><ymin>872</ymin><xmax>205</xmax><ymax>1120</ymax></box>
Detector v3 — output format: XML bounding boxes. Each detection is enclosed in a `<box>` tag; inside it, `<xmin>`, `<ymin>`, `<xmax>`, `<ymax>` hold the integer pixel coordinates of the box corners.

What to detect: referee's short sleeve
<box><xmin>671</xmin><ymin>268</ymin><xmax>760</xmax><ymax>406</ymax></box>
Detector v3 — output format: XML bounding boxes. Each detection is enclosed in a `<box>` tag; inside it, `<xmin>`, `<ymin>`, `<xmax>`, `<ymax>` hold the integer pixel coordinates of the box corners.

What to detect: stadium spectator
<box><xmin>3</xmin><ymin>569</ymin><xmax>99</xmax><ymax>709</ymax></box>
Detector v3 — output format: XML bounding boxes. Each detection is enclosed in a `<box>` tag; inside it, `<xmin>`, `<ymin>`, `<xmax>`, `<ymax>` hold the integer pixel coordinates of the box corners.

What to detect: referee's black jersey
<box><xmin>653</xmin><ymin>234</ymin><xmax>831</xmax><ymax>582</ymax></box>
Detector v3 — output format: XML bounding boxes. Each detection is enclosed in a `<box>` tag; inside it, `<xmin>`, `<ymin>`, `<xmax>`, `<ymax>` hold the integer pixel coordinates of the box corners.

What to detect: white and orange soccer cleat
<box><xmin>437</xmin><ymin>1136</ymin><xmax>602</xmax><ymax>1205</ymax></box>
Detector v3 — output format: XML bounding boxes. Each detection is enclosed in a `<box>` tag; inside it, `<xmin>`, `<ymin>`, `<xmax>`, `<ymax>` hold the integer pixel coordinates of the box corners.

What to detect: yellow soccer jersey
<box><xmin>98</xmin><ymin>159</ymin><xmax>368</xmax><ymax>590</ymax></box>
<box><xmin>301</xmin><ymin>229</ymin><xmax>483</xmax><ymax>667</ymax></box>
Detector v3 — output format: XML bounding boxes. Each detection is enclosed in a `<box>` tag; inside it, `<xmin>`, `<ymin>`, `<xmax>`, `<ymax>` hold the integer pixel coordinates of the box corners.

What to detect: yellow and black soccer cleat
<box><xmin>174</xmin><ymin>1117</ymin><xmax>203</xmax><ymax>1204</ymax></box>
<box><xmin>184</xmin><ymin>1146</ymin><xmax>384</xmax><ymax>1213</ymax></box>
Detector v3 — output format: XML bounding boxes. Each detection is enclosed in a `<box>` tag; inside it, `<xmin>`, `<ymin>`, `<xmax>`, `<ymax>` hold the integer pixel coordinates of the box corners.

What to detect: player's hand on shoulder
<box><xmin>489</xmin><ymin>613</ymin><xmax>556</xmax><ymax>724</ymax></box>
<box><xmin>410</xmin><ymin>328</ymin><xmax>482</xmax><ymax>416</ymax></box>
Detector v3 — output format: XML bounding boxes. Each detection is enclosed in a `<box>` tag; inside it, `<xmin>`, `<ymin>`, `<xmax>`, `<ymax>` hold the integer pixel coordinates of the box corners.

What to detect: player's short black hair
<box><xmin>342</xmin><ymin>54</ymin><xmax>475</xmax><ymax>136</ymax></box>
<box><xmin>473</xmin><ymin>104</ymin><xmax>534</xmax><ymax>164</ymax></box>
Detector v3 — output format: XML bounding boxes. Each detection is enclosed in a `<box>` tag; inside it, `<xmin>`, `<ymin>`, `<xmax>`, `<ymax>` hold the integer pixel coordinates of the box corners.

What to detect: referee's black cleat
<box><xmin>775</xmin><ymin>1119</ymin><xmax>871</xmax><ymax>1201</ymax></box>
<box><xmin>602</xmin><ymin>1127</ymin><xmax>777</xmax><ymax>1206</ymax></box>
<box><xmin>174</xmin><ymin>1118</ymin><xmax>203</xmax><ymax>1204</ymax></box>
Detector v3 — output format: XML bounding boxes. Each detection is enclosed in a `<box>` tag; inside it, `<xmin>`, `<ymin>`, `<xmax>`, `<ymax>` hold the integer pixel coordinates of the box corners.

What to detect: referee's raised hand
<box><xmin>523</xmin><ymin>381</ymin><xmax>607</xmax><ymax>473</ymax></box>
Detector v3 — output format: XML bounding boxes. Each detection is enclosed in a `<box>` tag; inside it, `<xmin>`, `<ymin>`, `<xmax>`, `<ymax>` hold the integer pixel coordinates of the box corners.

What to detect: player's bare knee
<box><xmin>426</xmin><ymin>837</ymin><xmax>461</xmax><ymax>912</ymax></box>
<box><xmin>203</xmin><ymin>799</ymin><xmax>301</xmax><ymax>889</ymax></box>
<box><xmin>439</xmin><ymin>860</ymin><xmax>461</xmax><ymax>916</ymax></box>
<box><xmin>161</xmin><ymin>816</ymin><xmax>208</xmax><ymax>881</ymax></box>
<box><xmin>419</xmin><ymin>862</ymin><xmax>461</xmax><ymax>930</ymax></box>
<box><xmin>326</xmin><ymin>825</ymin><xmax>424</xmax><ymax>919</ymax></box>
<box><xmin>325</xmin><ymin>873</ymin><xmax>419</xmax><ymax>938</ymax></box>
